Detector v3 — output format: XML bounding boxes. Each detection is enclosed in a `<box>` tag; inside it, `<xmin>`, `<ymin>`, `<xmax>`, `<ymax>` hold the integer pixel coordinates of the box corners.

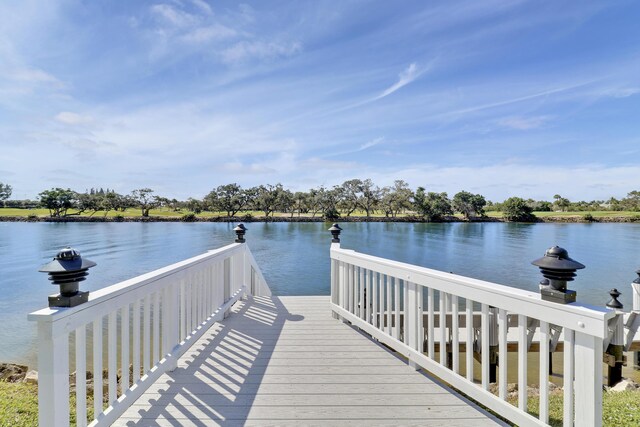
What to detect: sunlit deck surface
<box><xmin>115</xmin><ymin>296</ymin><xmax>505</xmax><ymax>426</ymax></box>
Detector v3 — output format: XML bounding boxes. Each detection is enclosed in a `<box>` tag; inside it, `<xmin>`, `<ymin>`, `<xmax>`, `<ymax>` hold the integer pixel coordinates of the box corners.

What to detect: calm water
<box><xmin>1</xmin><ymin>222</ymin><xmax>639</xmax><ymax>368</ymax></box>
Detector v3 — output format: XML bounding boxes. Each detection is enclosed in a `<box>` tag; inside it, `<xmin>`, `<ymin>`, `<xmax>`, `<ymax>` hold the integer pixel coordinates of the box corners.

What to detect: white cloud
<box><xmin>498</xmin><ymin>115</ymin><xmax>552</xmax><ymax>130</ymax></box>
<box><xmin>55</xmin><ymin>112</ymin><xmax>93</xmax><ymax>126</ymax></box>
<box><xmin>359</xmin><ymin>137</ymin><xmax>384</xmax><ymax>151</ymax></box>
<box><xmin>151</xmin><ymin>4</ymin><xmax>198</xmax><ymax>29</ymax></box>
<box><xmin>190</xmin><ymin>0</ymin><xmax>213</xmax><ymax>16</ymax></box>
<box><xmin>375</xmin><ymin>63</ymin><xmax>422</xmax><ymax>100</ymax></box>
<box><xmin>221</xmin><ymin>40</ymin><xmax>302</xmax><ymax>64</ymax></box>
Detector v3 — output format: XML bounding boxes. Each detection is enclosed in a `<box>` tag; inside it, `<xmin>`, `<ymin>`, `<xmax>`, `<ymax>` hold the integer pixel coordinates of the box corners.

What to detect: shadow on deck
<box><xmin>115</xmin><ymin>296</ymin><xmax>505</xmax><ymax>426</ymax></box>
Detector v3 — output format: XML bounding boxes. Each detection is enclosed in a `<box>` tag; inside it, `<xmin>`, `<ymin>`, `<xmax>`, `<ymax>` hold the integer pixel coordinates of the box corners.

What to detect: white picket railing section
<box><xmin>29</xmin><ymin>242</ymin><xmax>270</xmax><ymax>427</ymax></box>
<box><xmin>330</xmin><ymin>242</ymin><xmax>615</xmax><ymax>427</ymax></box>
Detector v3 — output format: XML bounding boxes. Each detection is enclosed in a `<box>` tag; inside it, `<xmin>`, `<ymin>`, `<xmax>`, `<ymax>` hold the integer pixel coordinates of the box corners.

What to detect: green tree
<box><xmin>622</xmin><ymin>191</ymin><xmax>640</xmax><ymax>211</ymax></box>
<box><xmin>186</xmin><ymin>198</ymin><xmax>204</xmax><ymax>214</ymax></box>
<box><xmin>380</xmin><ymin>180</ymin><xmax>413</xmax><ymax>217</ymax></box>
<box><xmin>292</xmin><ymin>191</ymin><xmax>309</xmax><ymax>217</ymax></box>
<box><xmin>358</xmin><ymin>179</ymin><xmax>381</xmax><ymax>218</ymax></box>
<box><xmin>338</xmin><ymin>179</ymin><xmax>363</xmax><ymax>217</ymax></box>
<box><xmin>553</xmin><ymin>194</ymin><xmax>570</xmax><ymax>212</ymax></box>
<box><xmin>452</xmin><ymin>191</ymin><xmax>486</xmax><ymax>219</ymax></box>
<box><xmin>254</xmin><ymin>184</ymin><xmax>288</xmax><ymax>218</ymax></box>
<box><xmin>38</xmin><ymin>188</ymin><xmax>77</xmax><ymax>217</ymax></box>
<box><xmin>131</xmin><ymin>188</ymin><xmax>158</xmax><ymax>217</ymax></box>
<box><xmin>502</xmin><ymin>197</ymin><xmax>535</xmax><ymax>222</ymax></box>
<box><xmin>0</xmin><ymin>182</ymin><xmax>12</xmax><ymax>207</ymax></box>
<box><xmin>204</xmin><ymin>183</ymin><xmax>249</xmax><ymax>217</ymax></box>
<box><xmin>413</xmin><ymin>188</ymin><xmax>452</xmax><ymax>221</ymax></box>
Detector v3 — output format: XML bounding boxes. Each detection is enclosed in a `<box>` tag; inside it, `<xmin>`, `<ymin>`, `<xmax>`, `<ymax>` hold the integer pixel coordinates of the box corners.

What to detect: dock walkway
<box><xmin>116</xmin><ymin>295</ymin><xmax>504</xmax><ymax>426</ymax></box>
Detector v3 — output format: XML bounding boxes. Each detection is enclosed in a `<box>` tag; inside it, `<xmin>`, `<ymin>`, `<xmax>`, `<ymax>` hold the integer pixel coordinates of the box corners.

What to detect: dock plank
<box><xmin>116</xmin><ymin>295</ymin><xmax>505</xmax><ymax>426</ymax></box>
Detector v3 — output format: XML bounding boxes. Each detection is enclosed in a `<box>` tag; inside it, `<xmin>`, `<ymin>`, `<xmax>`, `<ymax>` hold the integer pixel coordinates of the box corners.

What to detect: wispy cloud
<box><xmin>221</xmin><ymin>40</ymin><xmax>302</xmax><ymax>64</ymax></box>
<box><xmin>498</xmin><ymin>115</ymin><xmax>553</xmax><ymax>130</ymax></box>
<box><xmin>55</xmin><ymin>112</ymin><xmax>93</xmax><ymax>126</ymax></box>
<box><xmin>359</xmin><ymin>137</ymin><xmax>384</xmax><ymax>151</ymax></box>
<box><xmin>374</xmin><ymin>63</ymin><xmax>422</xmax><ymax>100</ymax></box>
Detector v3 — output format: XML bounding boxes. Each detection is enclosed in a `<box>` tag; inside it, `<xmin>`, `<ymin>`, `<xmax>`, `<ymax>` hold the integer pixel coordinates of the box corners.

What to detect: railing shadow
<box><xmin>123</xmin><ymin>295</ymin><xmax>295</xmax><ymax>425</ymax></box>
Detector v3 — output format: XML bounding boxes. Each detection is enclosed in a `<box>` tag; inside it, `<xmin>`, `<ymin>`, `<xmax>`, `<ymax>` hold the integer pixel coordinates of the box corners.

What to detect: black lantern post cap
<box><xmin>532</xmin><ymin>246</ymin><xmax>584</xmax><ymax>304</ymax></box>
<box><xmin>39</xmin><ymin>247</ymin><xmax>96</xmax><ymax>308</ymax></box>
<box><xmin>606</xmin><ymin>288</ymin><xmax>623</xmax><ymax>309</ymax></box>
<box><xmin>634</xmin><ymin>269</ymin><xmax>640</xmax><ymax>284</ymax></box>
<box><xmin>234</xmin><ymin>223</ymin><xmax>247</xmax><ymax>243</ymax></box>
<box><xmin>329</xmin><ymin>223</ymin><xmax>342</xmax><ymax>243</ymax></box>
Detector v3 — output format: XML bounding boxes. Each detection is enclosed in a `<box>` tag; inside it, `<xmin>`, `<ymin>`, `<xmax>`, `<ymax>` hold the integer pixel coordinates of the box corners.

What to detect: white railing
<box><xmin>29</xmin><ymin>242</ymin><xmax>270</xmax><ymax>427</ymax></box>
<box><xmin>330</xmin><ymin>242</ymin><xmax>614</xmax><ymax>427</ymax></box>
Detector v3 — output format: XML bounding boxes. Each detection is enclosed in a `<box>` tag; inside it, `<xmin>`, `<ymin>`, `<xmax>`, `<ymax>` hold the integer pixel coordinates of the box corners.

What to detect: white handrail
<box><xmin>29</xmin><ymin>243</ymin><xmax>270</xmax><ymax>427</ymax></box>
<box><xmin>330</xmin><ymin>243</ymin><xmax>613</xmax><ymax>427</ymax></box>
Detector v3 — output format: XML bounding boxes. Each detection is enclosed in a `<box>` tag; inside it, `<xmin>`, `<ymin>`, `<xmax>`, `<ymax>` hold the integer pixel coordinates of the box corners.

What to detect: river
<box><xmin>1</xmin><ymin>221</ymin><xmax>639</xmax><ymax>369</ymax></box>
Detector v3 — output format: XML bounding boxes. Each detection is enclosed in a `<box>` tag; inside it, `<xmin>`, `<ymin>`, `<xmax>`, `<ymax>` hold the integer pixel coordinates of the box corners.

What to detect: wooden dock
<box><xmin>115</xmin><ymin>296</ymin><xmax>505</xmax><ymax>426</ymax></box>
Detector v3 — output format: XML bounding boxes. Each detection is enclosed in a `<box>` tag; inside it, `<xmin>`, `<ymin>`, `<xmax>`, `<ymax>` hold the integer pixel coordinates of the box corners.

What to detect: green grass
<box><xmin>501</xmin><ymin>391</ymin><xmax>640</xmax><ymax>426</ymax></box>
<box><xmin>1</xmin><ymin>207</ymin><xmax>638</xmax><ymax>220</ymax></box>
<box><xmin>0</xmin><ymin>382</ymin><xmax>37</xmax><ymax>427</ymax></box>
<box><xmin>0</xmin><ymin>381</ymin><xmax>95</xmax><ymax>427</ymax></box>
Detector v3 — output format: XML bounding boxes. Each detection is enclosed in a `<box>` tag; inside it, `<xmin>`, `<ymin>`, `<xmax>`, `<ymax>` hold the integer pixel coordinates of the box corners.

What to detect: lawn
<box><xmin>1</xmin><ymin>208</ymin><xmax>638</xmax><ymax>220</ymax></box>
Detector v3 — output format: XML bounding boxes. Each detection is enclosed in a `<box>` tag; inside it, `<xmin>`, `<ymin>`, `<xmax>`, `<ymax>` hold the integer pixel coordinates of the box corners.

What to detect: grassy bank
<box><xmin>1</xmin><ymin>208</ymin><xmax>639</xmax><ymax>222</ymax></box>
<box><xmin>2</xmin><ymin>380</ymin><xmax>638</xmax><ymax>426</ymax></box>
<box><xmin>0</xmin><ymin>382</ymin><xmax>94</xmax><ymax>427</ymax></box>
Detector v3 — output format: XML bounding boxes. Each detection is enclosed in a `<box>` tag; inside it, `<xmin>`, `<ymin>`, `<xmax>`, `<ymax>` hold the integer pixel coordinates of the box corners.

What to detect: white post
<box><xmin>37</xmin><ymin>320</ymin><xmax>70</xmax><ymax>427</ymax></box>
<box><xmin>574</xmin><ymin>332</ymin><xmax>603</xmax><ymax>427</ymax></box>
<box><xmin>331</xmin><ymin>242</ymin><xmax>340</xmax><ymax>319</ymax></box>
<box><xmin>407</xmin><ymin>282</ymin><xmax>419</xmax><ymax>370</ymax></box>
<box><xmin>632</xmin><ymin>281</ymin><xmax>640</xmax><ymax>312</ymax></box>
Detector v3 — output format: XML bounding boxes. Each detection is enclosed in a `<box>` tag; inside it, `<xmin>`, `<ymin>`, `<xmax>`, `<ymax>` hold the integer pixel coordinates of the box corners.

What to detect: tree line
<box><xmin>0</xmin><ymin>180</ymin><xmax>639</xmax><ymax>221</ymax></box>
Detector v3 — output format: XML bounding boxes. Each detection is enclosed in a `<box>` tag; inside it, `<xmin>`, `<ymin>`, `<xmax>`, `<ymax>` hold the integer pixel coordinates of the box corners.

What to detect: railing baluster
<box><xmin>372</xmin><ymin>271</ymin><xmax>378</xmax><ymax>328</ymax></box>
<box><xmin>153</xmin><ymin>292</ymin><xmax>160</xmax><ymax>365</ymax></box>
<box><xmin>481</xmin><ymin>303</ymin><xmax>489</xmax><ymax>390</ymax></box>
<box><xmin>378</xmin><ymin>272</ymin><xmax>383</xmax><ymax>330</ymax></box>
<box><xmin>440</xmin><ymin>292</ymin><xmax>448</xmax><ymax>366</ymax></box>
<box><xmin>365</xmin><ymin>269</ymin><xmax>371</xmax><ymax>323</ymax></box>
<box><xmin>427</xmin><ymin>288</ymin><xmax>434</xmax><ymax>359</ymax></box>
<box><xmin>108</xmin><ymin>311</ymin><xmax>117</xmax><ymax>404</ymax></box>
<box><xmin>93</xmin><ymin>316</ymin><xmax>103</xmax><ymax>417</ymax></box>
<box><xmin>466</xmin><ymin>298</ymin><xmax>473</xmax><ymax>382</ymax></box>
<box><xmin>403</xmin><ymin>280</ymin><xmax>409</xmax><ymax>344</ymax></box>
<box><xmin>75</xmin><ymin>325</ymin><xmax>87</xmax><ymax>427</ymax></box>
<box><xmin>179</xmin><ymin>280</ymin><xmax>186</xmax><ymax>340</ymax></box>
<box><xmin>518</xmin><ymin>314</ymin><xmax>528</xmax><ymax>411</ymax></box>
<box><xmin>386</xmin><ymin>275</ymin><xmax>392</xmax><ymax>335</ymax></box>
<box><xmin>349</xmin><ymin>264</ymin><xmax>354</xmax><ymax>315</ymax></box>
<box><xmin>498</xmin><ymin>308</ymin><xmax>507</xmax><ymax>399</ymax></box>
<box><xmin>121</xmin><ymin>303</ymin><xmax>130</xmax><ymax>393</ymax></box>
<box><xmin>394</xmin><ymin>278</ymin><xmax>400</xmax><ymax>340</ymax></box>
<box><xmin>452</xmin><ymin>295</ymin><xmax>459</xmax><ymax>374</ymax></box>
<box><xmin>132</xmin><ymin>300</ymin><xmax>141</xmax><ymax>384</ymax></box>
<box><xmin>539</xmin><ymin>320</ymin><xmax>550</xmax><ymax>423</ymax></box>
<box><xmin>563</xmin><ymin>329</ymin><xmax>575</xmax><ymax>427</ymax></box>
<box><xmin>360</xmin><ymin>266</ymin><xmax>365</xmax><ymax>320</ymax></box>
<box><xmin>143</xmin><ymin>294</ymin><xmax>151</xmax><ymax>373</ymax></box>
<box><xmin>417</xmin><ymin>285</ymin><xmax>424</xmax><ymax>355</ymax></box>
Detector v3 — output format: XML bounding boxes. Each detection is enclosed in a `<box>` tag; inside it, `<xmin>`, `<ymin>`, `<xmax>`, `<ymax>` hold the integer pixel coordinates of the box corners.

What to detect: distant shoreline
<box><xmin>1</xmin><ymin>215</ymin><xmax>638</xmax><ymax>223</ymax></box>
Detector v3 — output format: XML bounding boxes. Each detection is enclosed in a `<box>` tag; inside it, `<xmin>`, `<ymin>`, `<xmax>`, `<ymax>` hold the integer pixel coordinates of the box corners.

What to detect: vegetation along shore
<box><xmin>1</xmin><ymin>180</ymin><xmax>639</xmax><ymax>223</ymax></box>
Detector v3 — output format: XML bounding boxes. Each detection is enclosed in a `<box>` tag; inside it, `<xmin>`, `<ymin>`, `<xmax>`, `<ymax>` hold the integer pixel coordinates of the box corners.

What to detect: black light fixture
<box><xmin>531</xmin><ymin>246</ymin><xmax>584</xmax><ymax>304</ymax></box>
<box><xmin>234</xmin><ymin>223</ymin><xmax>247</xmax><ymax>243</ymax></box>
<box><xmin>39</xmin><ymin>247</ymin><xmax>96</xmax><ymax>307</ymax></box>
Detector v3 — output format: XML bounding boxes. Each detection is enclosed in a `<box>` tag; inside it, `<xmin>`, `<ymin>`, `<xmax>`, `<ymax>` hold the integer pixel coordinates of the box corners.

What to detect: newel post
<box><xmin>33</xmin><ymin>247</ymin><xmax>96</xmax><ymax>427</ymax></box>
<box><xmin>605</xmin><ymin>289</ymin><xmax>625</xmax><ymax>387</ymax></box>
<box><xmin>329</xmin><ymin>224</ymin><xmax>342</xmax><ymax>319</ymax></box>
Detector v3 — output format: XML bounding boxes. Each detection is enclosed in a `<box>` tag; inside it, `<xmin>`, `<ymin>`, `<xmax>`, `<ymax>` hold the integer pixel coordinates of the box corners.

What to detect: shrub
<box><xmin>502</xmin><ymin>197</ymin><xmax>535</xmax><ymax>222</ymax></box>
<box><xmin>113</xmin><ymin>214</ymin><xmax>125</xmax><ymax>222</ymax></box>
<box><xmin>582</xmin><ymin>213</ymin><xmax>595</xmax><ymax>222</ymax></box>
<box><xmin>181</xmin><ymin>213</ymin><xmax>197</xmax><ymax>222</ymax></box>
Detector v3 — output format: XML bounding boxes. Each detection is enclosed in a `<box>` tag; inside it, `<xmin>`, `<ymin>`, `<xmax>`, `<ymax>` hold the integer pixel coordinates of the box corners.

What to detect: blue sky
<box><xmin>1</xmin><ymin>0</ymin><xmax>639</xmax><ymax>201</ymax></box>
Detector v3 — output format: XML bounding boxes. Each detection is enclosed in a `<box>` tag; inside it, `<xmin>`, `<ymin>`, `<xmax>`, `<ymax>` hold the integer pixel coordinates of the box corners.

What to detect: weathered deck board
<box><xmin>115</xmin><ymin>296</ymin><xmax>505</xmax><ymax>426</ymax></box>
